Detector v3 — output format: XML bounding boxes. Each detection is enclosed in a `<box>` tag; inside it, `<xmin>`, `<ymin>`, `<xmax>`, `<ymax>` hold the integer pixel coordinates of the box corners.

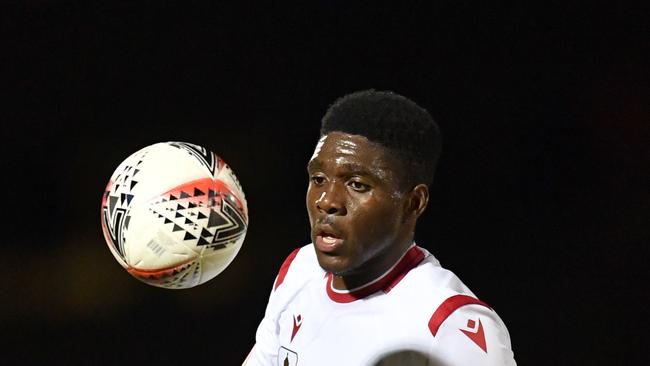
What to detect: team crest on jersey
<box><xmin>278</xmin><ymin>347</ymin><xmax>298</xmax><ymax>366</ymax></box>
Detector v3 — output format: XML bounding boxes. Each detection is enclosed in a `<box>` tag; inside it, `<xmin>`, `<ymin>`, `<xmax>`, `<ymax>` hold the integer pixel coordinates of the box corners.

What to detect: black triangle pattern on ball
<box><xmin>103</xmin><ymin>150</ymin><xmax>156</xmax><ymax>264</ymax></box>
<box><xmin>168</xmin><ymin>142</ymin><xmax>218</xmax><ymax>178</ymax></box>
<box><xmin>207</xmin><ymin>209</ymin><xmax>228</xmax><ymax>228</ymax></box>
<box><xmin>141</xmin><ymin>178</ymin><xmax>247</xmax><ymax>249</ymax></box>
<box><xmin>108</xmin><ymin>196</ymin><xmax>118</xmax><ymax>215</ymax></box>
<box><xmin>208</xmin><ymin>199</ymin><xmax>246</xmax><ymax>248</ymax></box>
<box><xmin>201</xmin><ymin>228</ymin><xmax>212</xmax><ymax>238</ymax></box>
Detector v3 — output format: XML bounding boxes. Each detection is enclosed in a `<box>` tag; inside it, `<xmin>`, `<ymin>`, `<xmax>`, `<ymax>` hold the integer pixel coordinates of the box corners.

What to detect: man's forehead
<box><xmin>310</xmin><ymin>132</ymin><xmax>370</xmax><ymax>159</ymax></box>
<box><xmin>307</xmin><ymin>158</ymin><xmax>323</xmax><ymax>170</ymax></box>
<box><xmin>307</xmin><ymin>132</ymin><xmax>397</xmax><ymax>176</ymax></box>
<box><xmin>309</xmin><ymin>135</ymin><xmax>328</xmax><ymax>162</ymax></box>
<box><xmin>308</xmin><ymin>158</ymin><xmax>370</xmax><ymax>173</ymax></box>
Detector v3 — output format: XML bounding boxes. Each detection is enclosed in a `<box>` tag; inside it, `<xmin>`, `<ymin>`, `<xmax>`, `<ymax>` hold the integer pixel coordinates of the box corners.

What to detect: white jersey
<box><xmin>245</xmin><ymin>244</ymin><xmax>516</xmax><ymax>366</ymax></box>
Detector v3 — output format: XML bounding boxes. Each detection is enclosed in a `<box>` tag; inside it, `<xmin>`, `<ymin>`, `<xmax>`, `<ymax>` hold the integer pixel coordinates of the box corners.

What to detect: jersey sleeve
<box><xmin>244</xmin><ymin>248</ymin><xmax>301</xmax><ymax>366</ymax></box>
<box><xmin>429</xmin><ymin>302</ymin><xmax>516</xmax><ymax>366</ymax></box>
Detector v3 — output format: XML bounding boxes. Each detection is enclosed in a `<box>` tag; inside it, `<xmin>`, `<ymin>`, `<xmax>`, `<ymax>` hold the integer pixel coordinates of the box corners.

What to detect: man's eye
<box><xmin>349</xmin><ymin>181</ymin><xmax>369</xmax><ymax>192</ymax></box>
<box><xmin>311</xmin><ymin>176</ymin><xmax>326</xmax><ymax>185</ymax></box>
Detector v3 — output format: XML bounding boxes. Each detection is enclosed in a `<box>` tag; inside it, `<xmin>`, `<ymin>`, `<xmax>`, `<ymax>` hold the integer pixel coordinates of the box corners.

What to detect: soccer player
<box><xmin>243</xmin><ymin>90</ymin><xmax>516</xmax><ymax>366</ymax></box>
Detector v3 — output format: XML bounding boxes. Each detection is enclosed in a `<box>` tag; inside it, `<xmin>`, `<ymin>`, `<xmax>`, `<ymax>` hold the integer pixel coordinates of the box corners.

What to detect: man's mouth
<box><xmin>314</xmin><ymin>228</ymin><xmax>344</xmax><ymax>253</ymax></box>
<box><xmin>321</xmin><ymin>235</ymin><xmax>339</xmax><ymax>244</ymax></box>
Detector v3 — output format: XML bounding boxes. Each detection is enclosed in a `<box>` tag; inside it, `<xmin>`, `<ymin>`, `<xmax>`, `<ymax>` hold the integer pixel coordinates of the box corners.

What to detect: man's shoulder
<box><xmin>394</xmin><ymin>247</ymin><xmax>476</xmax><ymax>303</ymax></box>
<box><xmin>271</xmin><ymin>243</ymin><xmax>321</xmax><ymax>292</ymax></box>
<box><xmin>393</xmin><ymin>248</ymin><xmax>516</xmax><ymax>364</ymax></box>
<box><xmin>387</xmin><ymin>247</ymin><xmax>490</xmax><ymax>332</ymax></box>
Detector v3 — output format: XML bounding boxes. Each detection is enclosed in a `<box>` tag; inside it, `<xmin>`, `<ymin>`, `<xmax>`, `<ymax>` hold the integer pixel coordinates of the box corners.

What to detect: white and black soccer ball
<box><xmin>100</xmin><ymin>142</ymin><xmax>248</xmax><ymax>289</ymax></box>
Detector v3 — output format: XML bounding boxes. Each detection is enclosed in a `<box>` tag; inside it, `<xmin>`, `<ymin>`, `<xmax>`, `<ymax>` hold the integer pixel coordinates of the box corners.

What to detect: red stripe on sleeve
<box><xmin>273</xmin><ymin>248</ymin><xmax>300</xmax><ymax>290</ymax></box>
<box><xmin>428</xmin><ymin>294</ymin><xmax>491</xmax><ymax>336</ymax></box>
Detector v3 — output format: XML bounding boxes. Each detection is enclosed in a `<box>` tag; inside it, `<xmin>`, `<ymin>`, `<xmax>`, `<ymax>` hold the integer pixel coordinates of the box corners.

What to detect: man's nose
<box><xmin>316</xmin><ymin>183</ymin><xmax>346</xmax><ymax>215</ymax></box>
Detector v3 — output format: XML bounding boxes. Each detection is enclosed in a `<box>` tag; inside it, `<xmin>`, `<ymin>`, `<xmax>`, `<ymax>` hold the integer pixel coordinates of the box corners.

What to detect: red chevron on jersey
<box><xmin>461</xmin><ymin>318</ymin><xmax>488</xmax><ymax>353</ymax></box>
<box><xmin>291</xmin><ymin>314</ymin><xmax>303</xmax><ymax>342</ymax></box>
<box><xmin>428</xmin><ymin>294</ymin><xmax>491</xmax><ymax>336</ymax></box>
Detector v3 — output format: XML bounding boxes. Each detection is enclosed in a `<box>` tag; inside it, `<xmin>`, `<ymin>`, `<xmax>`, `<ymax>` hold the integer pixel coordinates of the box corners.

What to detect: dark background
<box><xmin>2</xmin><ymin>1</ymin><xmax>648</xmax><ymax>365</ymax></box>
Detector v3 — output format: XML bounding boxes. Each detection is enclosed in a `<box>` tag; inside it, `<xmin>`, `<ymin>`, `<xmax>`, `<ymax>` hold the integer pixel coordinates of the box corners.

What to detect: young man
<box><xmin>244</xmin><ymin>90</ymin><xmax>516</xmax><ymax>365</ymax></box>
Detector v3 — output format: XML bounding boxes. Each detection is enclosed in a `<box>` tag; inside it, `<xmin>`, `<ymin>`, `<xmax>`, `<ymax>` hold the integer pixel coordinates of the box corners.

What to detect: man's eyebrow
<box><xmin>338</xmin><ymin>163</ymin><xmax>374</xmax><ymax>176</ymax></box>
<box><xmin>307</xmin><ymin>159</ymin><xmax>322</xmax><ymax>171</ymax></box>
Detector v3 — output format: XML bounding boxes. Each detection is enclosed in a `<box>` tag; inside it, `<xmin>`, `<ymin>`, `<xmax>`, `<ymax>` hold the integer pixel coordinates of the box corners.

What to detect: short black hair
<box><xmin>320</xmin><ymin>89</ymin><xmax>442</xmax><ymax>187</ymax></box>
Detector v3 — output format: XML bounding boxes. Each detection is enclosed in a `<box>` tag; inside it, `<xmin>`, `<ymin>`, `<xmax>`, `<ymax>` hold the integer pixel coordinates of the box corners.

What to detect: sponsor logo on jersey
<box><xmin>460</xmin><ymin>318</ymin><xmax>487</xmax><ymax>353</ymax></box>
<box><xmin>291</xmin><ymin>314</ymin><xmax>303</xmax><ymax>342</ymax></box>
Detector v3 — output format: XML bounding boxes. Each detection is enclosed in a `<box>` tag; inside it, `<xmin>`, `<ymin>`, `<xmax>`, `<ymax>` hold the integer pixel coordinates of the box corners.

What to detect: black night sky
<box><xmin>3</xmin><ymin>1</ymin><xmax>648</xmax><ymax>365</ymax></box>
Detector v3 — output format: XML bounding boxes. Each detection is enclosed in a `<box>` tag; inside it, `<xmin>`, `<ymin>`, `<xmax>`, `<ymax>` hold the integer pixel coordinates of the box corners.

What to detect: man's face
<box><xmin>306</xmin><ymin>131</ymin><xmax>411</xmax><ymax>279</ymax></box>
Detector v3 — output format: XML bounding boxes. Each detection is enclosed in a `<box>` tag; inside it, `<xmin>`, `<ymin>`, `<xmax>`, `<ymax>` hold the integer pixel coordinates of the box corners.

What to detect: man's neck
<box><xmin>331</xmin><ymin>240</ymin><xmax>415</xmax><ymax>291</ymax></box>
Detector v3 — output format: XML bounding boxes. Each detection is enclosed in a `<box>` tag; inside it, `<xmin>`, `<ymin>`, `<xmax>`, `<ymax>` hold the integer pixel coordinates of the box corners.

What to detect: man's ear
<box><xmin>405</xmin><ymin>184</ymin><xmax>429</xmax><ymax>219</ymax></box>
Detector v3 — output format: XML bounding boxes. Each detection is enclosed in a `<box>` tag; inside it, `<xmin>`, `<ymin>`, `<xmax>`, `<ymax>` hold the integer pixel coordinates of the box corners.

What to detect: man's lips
<box><xmin>315</xmin><ymin>234</ymin><xmax>344</xmax><ymax>253</ymax></box>
<box><xmin>313</xmin><ymin>226</ymin><xmax>345</xmax><ymax>253</ymax></box>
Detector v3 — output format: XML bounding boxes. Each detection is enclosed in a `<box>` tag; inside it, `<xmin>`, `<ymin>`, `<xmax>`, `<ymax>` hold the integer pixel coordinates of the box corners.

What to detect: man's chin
<box><xmin>315</xmin><ymin>251</ymin><xmax>350</xmax><ymax>275</ymax></box>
